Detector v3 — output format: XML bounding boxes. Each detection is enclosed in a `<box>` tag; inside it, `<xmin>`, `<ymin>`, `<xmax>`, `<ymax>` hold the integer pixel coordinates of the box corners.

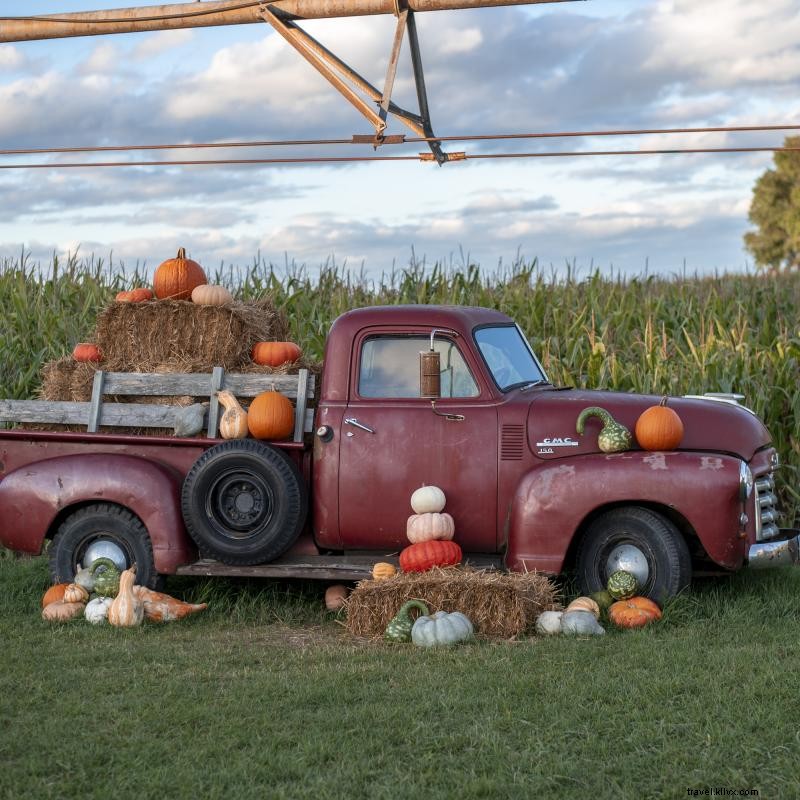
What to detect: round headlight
<box><xmin>739</xmin><ymin>461</ymin><xmax>754</xmax><ymax>502</ymax></box>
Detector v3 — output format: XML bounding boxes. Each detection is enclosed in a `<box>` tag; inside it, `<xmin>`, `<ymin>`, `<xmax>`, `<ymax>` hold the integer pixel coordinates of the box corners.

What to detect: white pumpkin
<box><xmin>560</xmin><ymin>610</ymin><xmax>605</xmax><ymax>636</ymax></box>
<box><xmin>410</xmin><ymin>485</ymin><xmax>446</xmax><ymax>514</ymax></box>
<box><xmin>406</xmin><ymin>512</ymin><xmax>455</xmax><ymax>544</ymax></box>
<box><xmin>535</xmin><ymin>610</ymin><xmax>563</xmax><ymax>635</ymax></box>
<box><xmin>411</xmin><ymin>611</ymin><xmax>474</xmax><ymax>646</ymax></box>
<box><xmin>84</xmin><ymin>596</ymin><xmax>113</xmax><ymax>625</ymax></box>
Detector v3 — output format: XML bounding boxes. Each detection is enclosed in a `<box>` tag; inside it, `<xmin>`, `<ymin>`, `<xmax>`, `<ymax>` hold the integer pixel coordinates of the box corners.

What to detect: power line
<box><xmin>1</xmin><ymin>145</ymin><xmax>798</xmax><ymax>170</ymax></box>
<box><xmin>1</xmin><ymin>123</ymin><xmax>798</xmax><ymax>157</ymax></box>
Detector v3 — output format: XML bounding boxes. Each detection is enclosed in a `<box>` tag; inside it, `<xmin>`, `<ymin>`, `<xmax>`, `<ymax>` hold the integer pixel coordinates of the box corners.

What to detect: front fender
<box><xmin>0</xmin><ymin>453</ymin><xmax>196</xmax><ymax>573</ymax></box>
<box><xmin>506</xmin><ymin>451</ymin><xmax>744</xmax><ymax>573</ymax></box>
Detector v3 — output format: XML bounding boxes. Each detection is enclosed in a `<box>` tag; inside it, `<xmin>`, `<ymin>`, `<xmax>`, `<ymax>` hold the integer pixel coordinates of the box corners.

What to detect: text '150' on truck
<box><xmin>0</xmin><ymin>305</ymin><xmax>797</xmax><ymax>600</ymax></box>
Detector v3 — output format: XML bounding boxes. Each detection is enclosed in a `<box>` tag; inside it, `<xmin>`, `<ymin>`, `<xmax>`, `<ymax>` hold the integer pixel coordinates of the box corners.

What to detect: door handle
<box><xmin>345</xmin><ymin>418</ymin><xmax>375</xmax><ymax>434</ymax></box>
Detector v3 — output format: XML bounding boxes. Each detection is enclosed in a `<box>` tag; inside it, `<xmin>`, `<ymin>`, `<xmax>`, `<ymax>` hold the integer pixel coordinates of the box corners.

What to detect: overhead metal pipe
<box><xmin>0</xmin><ymin>0</ymin><xmax>579</xmax><ymax>43</ymax></box>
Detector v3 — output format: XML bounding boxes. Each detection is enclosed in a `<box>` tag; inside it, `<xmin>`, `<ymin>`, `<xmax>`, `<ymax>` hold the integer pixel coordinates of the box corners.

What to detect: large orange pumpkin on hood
<box><xmin>153</xmin><ymin>247</ymin><xmax>207</xmax><ymax>300</ymax></box>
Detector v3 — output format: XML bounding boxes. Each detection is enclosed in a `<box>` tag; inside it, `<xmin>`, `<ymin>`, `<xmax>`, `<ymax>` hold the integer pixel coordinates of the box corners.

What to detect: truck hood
<box><xmin>527</xmin><ymin>388</ymin><xmax>771</xmax><ymax>462</ymax></box>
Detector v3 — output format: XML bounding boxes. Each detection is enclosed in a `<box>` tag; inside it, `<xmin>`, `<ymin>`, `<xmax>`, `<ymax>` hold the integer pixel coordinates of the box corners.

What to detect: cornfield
<box><xmin>2</xmin><ymin>251</ymin><xmax>799</xmax><ymax>523</ymax></box>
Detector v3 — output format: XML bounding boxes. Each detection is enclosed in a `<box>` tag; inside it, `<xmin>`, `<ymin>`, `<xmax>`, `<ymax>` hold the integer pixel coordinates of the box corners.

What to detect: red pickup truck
<box><xmin>0</xmin><ymin>304</ymin><xmax>795</xmax><ymax>599</ymax></box>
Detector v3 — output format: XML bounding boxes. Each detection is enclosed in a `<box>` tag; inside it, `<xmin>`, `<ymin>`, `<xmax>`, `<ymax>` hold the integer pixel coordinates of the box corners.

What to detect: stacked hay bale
<box><xmin>345</xmin><ymin>567</ymin><xmax>560</xmax><ymax>639</ymax></box>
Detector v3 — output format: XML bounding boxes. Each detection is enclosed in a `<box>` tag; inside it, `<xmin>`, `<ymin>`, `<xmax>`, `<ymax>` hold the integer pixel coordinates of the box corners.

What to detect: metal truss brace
<box><xmin>258</xmin><ymin>2</ymin><xmax>449</xmax><ymax>163</ymax></box>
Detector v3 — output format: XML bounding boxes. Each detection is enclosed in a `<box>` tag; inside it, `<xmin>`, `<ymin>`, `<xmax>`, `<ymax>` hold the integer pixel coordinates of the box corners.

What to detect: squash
<box><xmin>42</xmin><ymin>600</ymin><xmax>86</xmax><ymax>622</ymax></box>
<box><xmin>115</xmin><ymin>288</ymin><xmax>153</xmax><ymax>302</ymax></box>
<box><xmin>90</xmin><ymin>557</ymin><xmax>121</xmax><ymax>597</ymax></box>
<box><xmin>406</xmin><ymin>512</ymin><xmax>455</xmax><ymax>544</ymax></box>
<box><xmin>399</xmin><ymin>540</ymin><xmax>462</xmax><ymax>573</ymax></box>
<box><xmin>607</xmin><ymin>570</ymin><xmax>639</xmax><ymax>600</ymax></box>
<box><xmin>251</xmin><ymin>341</ymin><xmax>302</xmax><ymax>367</ymax></box>
<box><xmin>371</xmin><ymin>562</ymin><xmax>397</xmax><ymax>581</ymax></box>
<box><xmin>217</xmin><ymin>391</ymin><xmax>248</xmax><ymax>439</ymax></box>
<box><xmin>324</xmin><ymin>584</ymin><xmax>349</xmax><ymax>611</ymax></box>
<box><xmin>131</xmin><ymin>586</ymin><xmax>208</xmax><ymax>622</ymax></box>
<box><xmin>565</xmin><ymin>596</ymin><xmax>601</xmax><ymax>620</ymax></box>
<box><xmin>576</xmin><ymin>406</ymin><xmax>632</xmax><ymax>453</ymax></box>
<box><xmin>410</xmin><ymin>485</ymin><xmax>446</xmax><ymax>514</ymax></box>
<box><xmin>590</xmin><ymin>589</ymin><xmax>615</xmax><ymax>613</ymax></box>
<box><xmin>384</xmin><ymin>599</ymin><xmax>430</xmax><ymax>643</ymax></box>
<box><xmin>560</xmin><ymin>610</ymin><xmax>605</xmax><ymax>635</ymax></box>
<box><xmin>247</xmin><ymin>390</ymin><xmax>294</xmax><ymax>440</ymax></box>
<box><xmin>41</xmin><ymin>583</ymin><xmax>70</xmax><ymax>608</ymax></box>
<box><xmin>173</xmin><ymin>403</ymin><xmax>206</xmax><ymax>438</ymax></box>
<box><xmin>72</xmin><ymin>343</ymin><xmax>102</xmax><ymax>363</ymax></box>
<box><xmin>84</xmin><ymin>596</ymin><xmax>113</xmax><ymax>624</ymax></box>
<box><xmin>535</xmin><ymin>610</ymin><xmax>563</xmax><ymax>635</ymax></box>
<box><xmin>411</xmin><ymin>611</ymin><xmax>474</xmax><ymax>647</ymax></box>
<box><xmin>635</xmin><ymin>396</ymin><xmax>684</xmax><ymax>451</ymax></box>
<box><xmin>191</xmin><ymin>284</ymin><xmax>233</xmax><ymax>306</ymax></box>
<box><xmin>609</xmin><ymin>597</ymin><xmax>662</xmax><ymax>629</ymax></box>
<box><xmin>108</xmin><ymin>565</ymin><xmax>144</xmax><ymax>627</ymax></box>
<box><xmin>63</xmin><ymin>583</ymin><xmax>89</xmax><ymax>604</ymax></box>
<box><xmin>153</xmin><ymin>247</ymin><xmax>207</xmax><ymax>300</ymax></box>
<box><xmin>73</xmin><ymin>567</ymin><xmax>96</xmax><ymax>592</ymax></box>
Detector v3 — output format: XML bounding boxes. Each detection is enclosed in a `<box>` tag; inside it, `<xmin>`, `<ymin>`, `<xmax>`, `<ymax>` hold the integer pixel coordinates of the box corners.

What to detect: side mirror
<box><xmin>419</xmin><ymin>348</ymin><xmax>441</xmax><ymax>399</ymax></box>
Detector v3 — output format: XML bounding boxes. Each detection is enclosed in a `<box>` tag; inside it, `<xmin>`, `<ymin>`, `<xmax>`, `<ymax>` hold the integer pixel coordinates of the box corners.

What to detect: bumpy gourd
<box><xmin>607</xmin><ymin>570</ymin><xmax>639</xmax><ymax>600</ymax></box>
<box><xmin>384</xmin><ymin>600</ymin><xmax>430</xmax><ymax>643</ymax></box>
<box><xmin>85</xmin><ymin>596</ymin><xmax>113</xmax><ymax>624</ymax></box>
<box><xmin>576</xmin><ymin>406</ymin><xmax>632</xmax><ymax>453</ymax></box>
<box><xmin>411</xmin><ymin>610</ymin><xmax>474</xmax><ymax>647</ymax></box>
<box><xmin>90</xmin><ymin>558</ymin><xmax>121</xmax><ymax>597</ymax></box>
<box><xmin>217</xmin><ymin>391</ymin><xmax>249</xmax><ymax>439</ymax></box>
<box><xmin>131</xmin><ymin>586</ymin><xmax>208</xmax><ymax>622</ymax></box>
<box><xmin>108</xmin><ymin>565</ymin><xmax>144</xmax><ymax>627</ymax></box>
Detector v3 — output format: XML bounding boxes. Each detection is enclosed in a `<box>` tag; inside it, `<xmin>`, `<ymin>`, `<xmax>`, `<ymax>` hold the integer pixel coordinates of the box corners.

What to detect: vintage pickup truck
<box><xmin>0</xmin><ymin>304</ymin><xmax>796</xmax><ymax>599</ymax></box>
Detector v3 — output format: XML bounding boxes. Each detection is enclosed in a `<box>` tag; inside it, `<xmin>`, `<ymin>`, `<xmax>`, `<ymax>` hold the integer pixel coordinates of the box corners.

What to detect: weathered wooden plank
<box><xmin>100</xmin><ymin>370</ymin><xmax>314</xmax><ymax>399</ymax></box>
<box><xmin>0</xmin><ymin>400</ymin><xmax>89</xmax><ymax>425</ymax></box>
<box><xmin>207</xmin><ymin>366</ymin><xmax>224</xmax><ymax>438</ymax></box>
<box><xmin>293</xmin><ymin>368</ymin><xmax>309</xmax><ymax>443</ymax></box>
<box><xmin>87</xmin><ymin>370</ymin><xmax>106</xmax><ymax>433</ymax></box>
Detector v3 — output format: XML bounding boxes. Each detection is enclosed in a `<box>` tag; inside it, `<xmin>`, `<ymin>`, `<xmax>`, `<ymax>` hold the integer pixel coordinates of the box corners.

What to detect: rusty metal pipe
<box><xmin>0</xmin><ymin>0</ymin><xmax>580</xmax><ymax>43</ymax></box>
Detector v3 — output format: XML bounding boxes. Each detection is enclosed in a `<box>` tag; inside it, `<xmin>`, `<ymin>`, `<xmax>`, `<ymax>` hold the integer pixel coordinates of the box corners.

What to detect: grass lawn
<box><xmin>1</xmin><ymin>556</ymin><xmax>799</xmax><ymax>800</ymax></box>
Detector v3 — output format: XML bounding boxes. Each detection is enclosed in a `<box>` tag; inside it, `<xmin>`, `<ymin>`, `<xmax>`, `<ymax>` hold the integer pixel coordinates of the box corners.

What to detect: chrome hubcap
<box><xmin>606</xmin><ymin>543</ymin><xmax>649</xmax><ymax>586</ymax></box>
<box><xmin>82</xmin><ymin>539</ymin><xmax>128</xmax><ymax>571</ymax></box>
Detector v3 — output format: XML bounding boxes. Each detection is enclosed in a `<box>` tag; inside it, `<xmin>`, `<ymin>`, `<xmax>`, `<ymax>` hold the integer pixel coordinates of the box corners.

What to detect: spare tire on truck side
<box><xmin>180</xmin><ymin>440</ymin><xmax>308</xmax><ymax>565</ymax></box>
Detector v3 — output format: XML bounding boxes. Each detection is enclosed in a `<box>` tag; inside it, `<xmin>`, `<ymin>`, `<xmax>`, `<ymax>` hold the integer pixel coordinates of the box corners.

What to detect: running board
<box><xmin>175</xmin><ymin>553</ymin><xmax>504</xmax><ymax>581</ymax></box>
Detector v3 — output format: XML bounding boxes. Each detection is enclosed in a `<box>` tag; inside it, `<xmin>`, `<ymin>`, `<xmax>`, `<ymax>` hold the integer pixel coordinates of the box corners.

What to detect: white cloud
<box><xmin>132</xmin><ymin>30</ymin><xmax>195</xmax><ymax>61</ymax></box>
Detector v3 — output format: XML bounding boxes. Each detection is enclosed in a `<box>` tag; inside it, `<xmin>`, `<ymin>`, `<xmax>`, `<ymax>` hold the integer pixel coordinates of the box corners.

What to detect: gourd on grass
<box><xmin>108</xmin><ymin>565</ymin><xmax>144</xmax><ymax>627</ymax></box>
<box><xmin>609</xmin><ymin>597</ymin><xmax>663</xmax><ymax>629</ymax></box>
<box><xmin>607</xmin><ymin>570</ymin><xmax>639</xmax><ymax>600</ymax></box>
<box><xmin>85</xmin><ymin>596</ymin><xmax>113</xmax><ymax>624</ymax></box>
<box><xmin>411</xmin><ymin>611</ymin><xmax>474</xmax><ymax>647</ymax></box>
<box><xmin>42</xmin><ymin>601</ymin><xmax>86</xmax><ymax>622</ymax></box>
<box><xmin>90</xmin><ymin>557</ymin><xmax>121</xmax><ymax>598</ymax></box>
<box><xmin>384</xmin><ymin>600</ymin><xmax>430</xmax><ymax>643</ymax></box>
<box><xmin>561</xmin><ymin>610</ymin><xmax>605</xmax><ymax>635</ymax></box>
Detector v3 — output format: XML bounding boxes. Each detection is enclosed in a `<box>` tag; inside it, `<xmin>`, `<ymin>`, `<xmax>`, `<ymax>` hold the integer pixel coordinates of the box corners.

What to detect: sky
<box><xmin>0</xmin><ymin>0</ymin><xmax>798</xmax><ymax>279</ymax></box>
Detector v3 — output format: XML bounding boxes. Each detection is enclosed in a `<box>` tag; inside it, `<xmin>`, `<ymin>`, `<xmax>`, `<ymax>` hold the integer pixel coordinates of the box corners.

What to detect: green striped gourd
<box><xmin>607</xmin><ymin>570</ymin><xmax>638</xmax><ymax>600</ymax></box>
<box><xmin>576</xmin><ymin>407</ymin><xmax>632</xmax><ymax>453</ymax></box>
<box><xmin>384</xmin><ymin>600</ymin><xmax>430</xmax><ymax>643</ymax></box>
<box><xmin>90</xmin><ymin>557</ymin><xmax>121</xmax><ymax>598</ymax></box>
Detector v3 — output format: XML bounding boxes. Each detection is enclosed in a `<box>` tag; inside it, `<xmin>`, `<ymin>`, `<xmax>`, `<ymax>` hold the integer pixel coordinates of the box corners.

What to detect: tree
<box><xmin>744</xmin><ymin>135</ymin><xmax>800</xmax><ymax>271</ymax></box>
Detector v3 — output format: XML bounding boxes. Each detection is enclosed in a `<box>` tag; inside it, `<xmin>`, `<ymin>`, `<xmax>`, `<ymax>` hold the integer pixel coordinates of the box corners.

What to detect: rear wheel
<box><xmin>575</xmin><ymin>506</ymin><xmax>691</xmax><ymax>602</ymax></box>
<box><xmin>49</xmin><ymin>503</ymin><xmax>161</xmax><ymax>588</ymax></box>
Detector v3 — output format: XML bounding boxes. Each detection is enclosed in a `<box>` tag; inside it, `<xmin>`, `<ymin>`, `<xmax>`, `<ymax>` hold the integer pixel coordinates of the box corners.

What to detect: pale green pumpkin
<box><xmin>411</xmin><ymin>610</ymin><xmax>474</xmax><ymax>647</ymax></box>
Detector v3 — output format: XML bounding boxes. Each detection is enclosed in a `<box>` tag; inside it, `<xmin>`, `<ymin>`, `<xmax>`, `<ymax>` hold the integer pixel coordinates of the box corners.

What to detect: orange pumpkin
<box><xmin>635</xmin><ymin>397</ymin><xmax>684</xmax><ymax>451</ymax></box>
<box><xmin>399</xmin><ymin>540</ymin><xmax>462</xmax><ymax>572</ymax></box>
<box><xmin>324</xmin><ymin>584</ymin><xmax>349</xmax><ymax>611</ymax></box>
<box><xmin>609</xmin><ymin>596</ymin><xmax>663</xmax><ymax>629</ymax></box>
<box><xmin>72</xmin><ymin>343</ymin><xmax>102</xmax><ymax>363</ymax></box>
<box><xmin>371</xmin><ymin>562</ymin><xmax>397</xmax><ymax>581</ymax></box>
<box><xmin>116</xmin><ymin>288</ymin><xmax>153</xmax><ymax>302</ymax></box>
<box><xmin>41</xmin><ymin>583</ymin><xmax>70</xmax><ymax>608</ymax></box>
<box><xmin>247</xmin><ymin>391</ymin><xmax>294</xmax><ymax>440</ymax></box>
<box><xmin>153</xmin><ymin>247</ymin><xmax>207</xmax><ymax>300</ymax></box>
<box><xmin>251</xmin><ymin>341</ymin><xmax>302</xmax><ymax>367</ymax></box>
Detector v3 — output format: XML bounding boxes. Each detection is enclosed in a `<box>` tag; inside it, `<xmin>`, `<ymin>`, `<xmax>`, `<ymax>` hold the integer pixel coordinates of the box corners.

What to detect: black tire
<box><xmin>181</xmin><ymin>440</ymin><xmax>308</xmax><ymax>565</ymax></box>
<box><xmin>50</xmin><ymin>503</ymin><xmax>161</xmax><ymax>589</ymax></box>
<box><xmin>575</xmin><ymin>506</ymin><xmax>691</xmax><ymax>602</ymax></box>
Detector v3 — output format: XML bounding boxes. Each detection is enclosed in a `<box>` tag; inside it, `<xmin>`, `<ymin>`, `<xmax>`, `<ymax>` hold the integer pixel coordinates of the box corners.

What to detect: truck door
<box><xmin>337</xmin><ymin>330</ymin><xmax>499</xmax><ymax>552</ymax></box>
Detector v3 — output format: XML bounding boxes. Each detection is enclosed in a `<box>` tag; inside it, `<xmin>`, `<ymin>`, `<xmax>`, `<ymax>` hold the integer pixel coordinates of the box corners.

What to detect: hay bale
<box><xmin>344</xmin><ymin>567</ymin><xmax>561</xmax><ymax>639</ymax></box>
<box><xmin>93</xmin><ymin>298</ymin><xmax>290</xmax><ymax>372</ymax></box>
<box><xmin>39</xmin><ymin>357</ymin><xmax>78</xmax><ymax>401</ymax></box>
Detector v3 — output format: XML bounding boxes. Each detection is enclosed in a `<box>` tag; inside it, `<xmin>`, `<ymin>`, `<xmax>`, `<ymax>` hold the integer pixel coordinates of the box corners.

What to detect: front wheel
<box><xmin>575</xmin><ymin>506</ymin><xmax>691</xmax><ymax>602</ymax></box>
<box><xmin>49</xmin><ymin>503</ymin><xmax>161</xmax><ymax>588</ymax></box>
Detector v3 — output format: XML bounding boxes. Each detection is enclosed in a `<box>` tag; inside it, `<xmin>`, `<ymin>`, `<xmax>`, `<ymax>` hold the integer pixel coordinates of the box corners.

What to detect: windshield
<box><xmin>474</xmin><ymin>325</ymin><xmax>548</xmax><ymax>391</ymax></box>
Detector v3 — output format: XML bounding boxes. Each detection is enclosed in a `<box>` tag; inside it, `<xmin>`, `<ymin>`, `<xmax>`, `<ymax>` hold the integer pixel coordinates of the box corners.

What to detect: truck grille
<box><xmin>755</xmin><ymin>473</ymin><xmax>780</xmax><ymax>541</ymax></box>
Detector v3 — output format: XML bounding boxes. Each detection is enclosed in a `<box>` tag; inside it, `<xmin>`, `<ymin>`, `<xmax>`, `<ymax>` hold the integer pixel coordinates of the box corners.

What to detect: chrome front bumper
<box><xmin>748</xmin><ymin>529</ymin><xmax>800</xmax><ymax>569</ymax></box>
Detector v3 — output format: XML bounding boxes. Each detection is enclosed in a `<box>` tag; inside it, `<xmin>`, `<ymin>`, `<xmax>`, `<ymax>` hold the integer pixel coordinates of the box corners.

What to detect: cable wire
<box><xmin>1</xmin><ymin>145</ymin><xmax>798</xmax><ymax>170</ymax></box>
<box><xmin>1</xmin><ymin>123</ymin><xmax>798</xmax><ymax>157</ymax></box>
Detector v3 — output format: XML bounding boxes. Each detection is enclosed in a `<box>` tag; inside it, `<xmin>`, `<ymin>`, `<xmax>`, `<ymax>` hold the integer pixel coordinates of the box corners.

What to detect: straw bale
<box><xmin>39</xmin><ymin>358</ymin><xmax>78</xmax><ymax>401</ymax></box>
<box><xmin>344</xmin><ymin>567</ymin><xmax>561</xmax><ymax>639</ymax></box>
<box><xmin>93</xmin><ymin>298</ymin><xmax>290</xmax><ymax>372</ymax></box>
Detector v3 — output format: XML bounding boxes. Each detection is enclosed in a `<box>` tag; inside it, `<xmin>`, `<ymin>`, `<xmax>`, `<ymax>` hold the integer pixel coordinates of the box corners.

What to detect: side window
<box><xmin>358</xmin><ymin>336</ymin><xmax>480</xmax><ymax>398</ymax></box>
